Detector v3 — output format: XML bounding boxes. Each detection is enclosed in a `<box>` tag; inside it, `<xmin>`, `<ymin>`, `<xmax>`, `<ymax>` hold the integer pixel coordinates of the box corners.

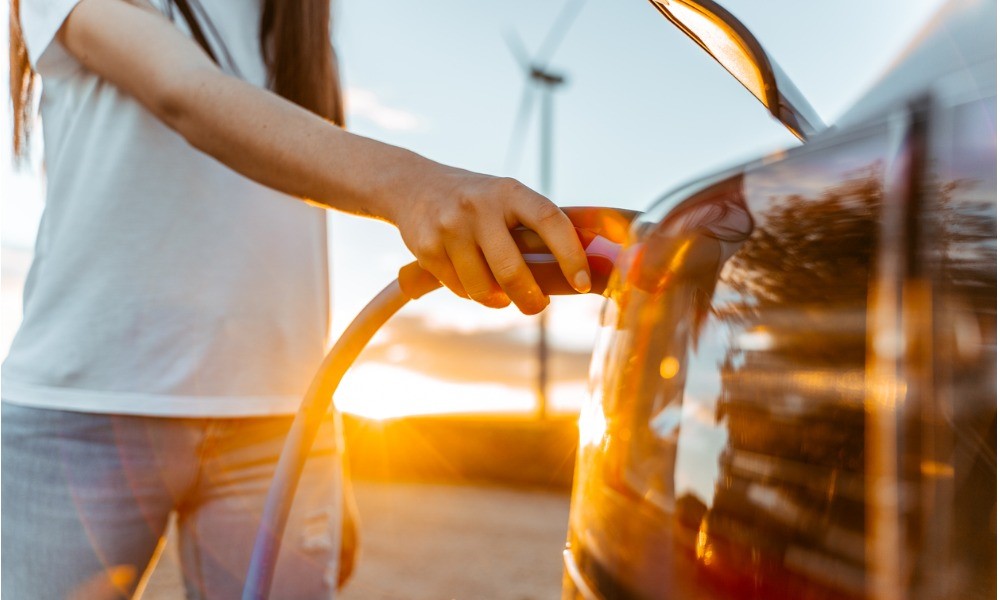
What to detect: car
<box><xmin>562</xmin><ymin>1</ymin><xmax>996</xmax><ymax>599</ymax></box>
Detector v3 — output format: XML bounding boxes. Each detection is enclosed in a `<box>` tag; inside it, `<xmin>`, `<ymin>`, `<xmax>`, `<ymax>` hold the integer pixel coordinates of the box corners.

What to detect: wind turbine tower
<box><xmin>505</xmin><ymin>0</ymin><xmax>587</xmax><ymax>420</ymax></box>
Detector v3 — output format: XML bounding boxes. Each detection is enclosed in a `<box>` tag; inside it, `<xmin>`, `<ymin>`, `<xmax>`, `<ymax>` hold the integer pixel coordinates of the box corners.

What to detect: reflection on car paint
<box><xmin>566</xmin><ymin>93</ymin><xmax>996</xmax><ymax>599</ymax></box>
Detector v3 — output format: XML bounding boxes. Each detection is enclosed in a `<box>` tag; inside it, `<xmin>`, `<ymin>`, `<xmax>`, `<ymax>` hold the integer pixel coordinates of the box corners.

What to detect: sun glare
<box><xmin>335</xmin><ymin>362</ymin><xmax>588</xmax><ymax>420</ymax></box>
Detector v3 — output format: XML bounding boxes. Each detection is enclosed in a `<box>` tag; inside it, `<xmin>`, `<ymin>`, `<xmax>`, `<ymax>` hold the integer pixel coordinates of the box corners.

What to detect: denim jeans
<box><xmin>1</xmin><ymin>402</ymin><xmax>344</xmax><ymax>599</ymax></box>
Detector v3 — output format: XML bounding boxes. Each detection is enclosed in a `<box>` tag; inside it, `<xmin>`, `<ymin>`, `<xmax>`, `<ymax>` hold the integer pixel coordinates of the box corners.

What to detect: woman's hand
<box><xmin>388</xmin><ymin>166</ymin><xmax>591</xmax><ymax>315</ymax></box>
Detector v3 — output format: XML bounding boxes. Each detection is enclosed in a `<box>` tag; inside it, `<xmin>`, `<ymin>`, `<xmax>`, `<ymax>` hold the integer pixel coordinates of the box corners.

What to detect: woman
<box><xmin>3</xmin><ymin>0</ymin><xmax>591</xmax><ymax>597</ymax></box>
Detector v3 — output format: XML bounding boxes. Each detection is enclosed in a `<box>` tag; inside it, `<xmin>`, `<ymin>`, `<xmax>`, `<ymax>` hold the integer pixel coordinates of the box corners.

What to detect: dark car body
<box><xmin>563</xmin><ymin>2</ymin><xmax>997</xmax><ymax>599</ymax></box>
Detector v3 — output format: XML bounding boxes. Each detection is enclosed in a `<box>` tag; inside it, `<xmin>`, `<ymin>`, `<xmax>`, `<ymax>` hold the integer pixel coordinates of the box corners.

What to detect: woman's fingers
<box><xmin>511</xmin><ymin>194</ymin><xmax>591</xmax><ymax>294</ymax></box>
<box><xmin>445</xmin><ymin>239</ymin><xmax>511</xmax><ymax>309</ymax></box>
<box><xmin>476</xmin><ymin>222</ymin><xmax>549</xmax><ymax>314</ymax></box>
<box><xmin>413</xmin><ymin>247</ymin><xmax>468</xmax><ymax>299</ymax></box>
<box><xmin>398</xmin><ymin>171</ymin><xmax>590</xmax><ymax>313</ymax></box>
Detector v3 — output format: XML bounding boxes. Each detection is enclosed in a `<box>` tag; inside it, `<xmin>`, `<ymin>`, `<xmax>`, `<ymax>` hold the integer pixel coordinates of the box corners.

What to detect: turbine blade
<box><xmin>503</xmin><ymin>29</ymin><xmax>532</xmax><ymax>70</ymax></box>
<box><xmin>504</xmin><ymin>82</ymin><xmax>537</xmax><ymax>174</ymax></box>
<box><xmin>536</xmin><ymin>0</ymin><xmax>588</xmax><ymax>68</ymax></box>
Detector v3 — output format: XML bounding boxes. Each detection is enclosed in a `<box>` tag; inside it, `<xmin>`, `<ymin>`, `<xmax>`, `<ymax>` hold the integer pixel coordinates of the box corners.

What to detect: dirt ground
<box><xmin>143</xmin><ymin>481</ymin><xmax>572</xmax><ymax>599</ymax></box>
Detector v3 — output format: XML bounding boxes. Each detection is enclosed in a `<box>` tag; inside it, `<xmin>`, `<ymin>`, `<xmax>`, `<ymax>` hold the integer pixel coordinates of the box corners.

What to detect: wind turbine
<box><xmin>504</xmin><ymin>0</ymin><xmax>588</xmax><ymax>420</ymax></box>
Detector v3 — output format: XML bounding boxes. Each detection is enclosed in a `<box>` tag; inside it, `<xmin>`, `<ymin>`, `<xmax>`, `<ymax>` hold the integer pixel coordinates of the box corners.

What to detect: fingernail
<box><xmin>573</xmin><ymin>270</ymin><xmax>592</xmax><ymax>293</ymax></box>
<box><xmin>522</xmin><ymin>288</ymin><xmax>548</xmax><ymax>315</ymax></box>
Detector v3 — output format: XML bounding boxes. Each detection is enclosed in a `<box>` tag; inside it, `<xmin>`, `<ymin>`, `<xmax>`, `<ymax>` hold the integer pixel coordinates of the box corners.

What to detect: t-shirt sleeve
<box><xmin>19</xmin><ymin>0</ymin><xmax>85</xmax><ymax>68</ymax></box>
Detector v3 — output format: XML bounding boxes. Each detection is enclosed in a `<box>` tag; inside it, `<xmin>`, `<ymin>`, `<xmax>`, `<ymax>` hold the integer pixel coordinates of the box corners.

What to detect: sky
<box><xmin>1</xmin><ymin>0</ymin><xmax>948</xmax><ymax>418</ymax></box>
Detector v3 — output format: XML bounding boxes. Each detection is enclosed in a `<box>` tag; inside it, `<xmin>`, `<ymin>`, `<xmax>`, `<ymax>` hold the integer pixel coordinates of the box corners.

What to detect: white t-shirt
<box><xmin>2</xmin><ymin>0</ymin><xmax>331</xmax><ymax>416</ymax></box>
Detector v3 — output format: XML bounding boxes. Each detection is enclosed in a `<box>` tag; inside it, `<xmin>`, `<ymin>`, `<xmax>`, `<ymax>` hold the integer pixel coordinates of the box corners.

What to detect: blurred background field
<box><xmin>342</xmin><ymin>414</ymin><xmax>578</xmax><ymax>488</ymax></box>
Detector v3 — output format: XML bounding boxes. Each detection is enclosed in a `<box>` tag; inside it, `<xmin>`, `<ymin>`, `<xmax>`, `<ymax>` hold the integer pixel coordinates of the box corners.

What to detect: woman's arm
<box><xmin>56</xmin><ymin>0</ymin><xmax>591</xmax><ymax>314</ymax></box>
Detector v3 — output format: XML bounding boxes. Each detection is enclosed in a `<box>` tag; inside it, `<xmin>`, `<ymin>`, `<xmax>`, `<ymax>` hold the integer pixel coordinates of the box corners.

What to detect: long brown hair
<box><xmin>10</xmin><ymin>0</ymin><xmax>33</xmax><ymax>161</ymax></box>
<box><xmin>9</xmin><ymin>0</ymin><xmax>344</xmax><ymax>161</ymax></box>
